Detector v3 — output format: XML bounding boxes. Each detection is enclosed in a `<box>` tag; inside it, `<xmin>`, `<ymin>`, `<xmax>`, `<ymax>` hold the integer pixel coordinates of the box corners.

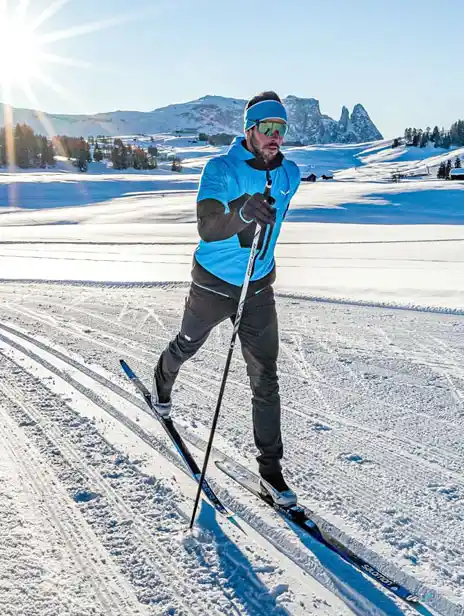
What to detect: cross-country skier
<box><xmin>152</xmin><ymin>91</ymin><xmax>301</xmax><ymax>506</ymax></box>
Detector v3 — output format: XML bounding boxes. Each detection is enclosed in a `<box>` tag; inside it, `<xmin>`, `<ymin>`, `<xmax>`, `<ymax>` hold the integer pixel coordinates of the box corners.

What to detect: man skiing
<box><xmin>152</xmin><ymin>91</ymin><xmax>301</xmax><ymax>506</ymax></box>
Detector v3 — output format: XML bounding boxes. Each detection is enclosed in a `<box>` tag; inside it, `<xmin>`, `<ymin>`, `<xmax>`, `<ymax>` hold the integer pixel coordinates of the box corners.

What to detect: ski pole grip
<box><xmin>264</xmin><ymin>179</ymin><xmax>275</xmax><ymax>205</ymax></box>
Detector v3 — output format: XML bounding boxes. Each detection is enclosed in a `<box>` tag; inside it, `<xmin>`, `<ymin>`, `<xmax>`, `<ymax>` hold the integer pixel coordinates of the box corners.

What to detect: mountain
<box><xmin>0</xmin><ymin>95</ymin><xmax>383</xmax><ymax>144</ymax></box>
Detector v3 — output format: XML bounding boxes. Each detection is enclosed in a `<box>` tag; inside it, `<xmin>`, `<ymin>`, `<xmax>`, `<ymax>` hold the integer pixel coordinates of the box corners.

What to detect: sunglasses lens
<box><xmin>257</xmin><ymin>121</ymin><xmax>287</xmax><ymax>137</ymax></box>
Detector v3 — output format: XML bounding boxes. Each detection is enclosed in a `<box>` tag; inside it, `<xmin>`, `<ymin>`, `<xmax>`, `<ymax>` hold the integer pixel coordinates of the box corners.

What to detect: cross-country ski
<box><xmin>215</xmin><ymin>459</ymin><xmax>432</xmax><ymax>613</ymax></box>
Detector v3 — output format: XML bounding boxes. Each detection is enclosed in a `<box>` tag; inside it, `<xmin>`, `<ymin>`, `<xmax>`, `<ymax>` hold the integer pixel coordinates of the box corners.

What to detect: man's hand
<box><xmin>240</xmin><ymin>193</ymin><xmax>276</xmax><ymax>226</ymax></box>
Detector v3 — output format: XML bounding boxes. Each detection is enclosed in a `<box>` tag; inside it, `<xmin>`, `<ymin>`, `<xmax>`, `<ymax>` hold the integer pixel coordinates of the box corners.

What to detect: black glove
<box><xmin>240</xmin><ymin>193</ymin><xmax>276</xmax><ymax>226</ymax></box>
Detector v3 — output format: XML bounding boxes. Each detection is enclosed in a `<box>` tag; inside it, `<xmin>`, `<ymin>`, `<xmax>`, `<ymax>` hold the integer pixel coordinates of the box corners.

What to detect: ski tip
<box><xmin>228</xmin><ymin>514</ymin><xmax>247</xmax><ymax>535</ymax></box>
<box><xmin>120</xmin><ymin>359</ymin><xmax>134</xmax><ymax>378</ymax></box>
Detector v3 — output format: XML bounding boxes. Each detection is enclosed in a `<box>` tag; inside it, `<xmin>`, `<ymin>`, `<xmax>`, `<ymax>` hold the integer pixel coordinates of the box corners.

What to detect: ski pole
<box><xmin>189</xmin><ymin>176</ymin><xmax>274</xmax><ymax>529</ymax></box>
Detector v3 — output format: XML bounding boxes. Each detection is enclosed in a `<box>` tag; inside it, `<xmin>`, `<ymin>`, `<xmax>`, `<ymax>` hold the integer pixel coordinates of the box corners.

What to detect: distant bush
<box><xmin>93</xmin><ymin>146</ymin><xmax>103</xmax><ymax>162</ymax></box>
<box><xmin>208</xmin><ymin>133</ymin><xmax>234</xmax><ymax>146</ymax></box>
<box><xmin>171</xmin><ymin>156</ymin><xmax>182</xmax><ymax>172</ymax></box>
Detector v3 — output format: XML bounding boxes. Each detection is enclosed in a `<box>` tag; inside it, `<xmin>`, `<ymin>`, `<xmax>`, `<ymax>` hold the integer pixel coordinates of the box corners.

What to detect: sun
<box><xmin>0</xmin><ymin>13</ymin><xmax>44</xmax><ymax>89</ymax></box>
<box><xmin>0</xmin><ymin>0</ymin><xmax>160</xmax><ymax>182</ymax></box>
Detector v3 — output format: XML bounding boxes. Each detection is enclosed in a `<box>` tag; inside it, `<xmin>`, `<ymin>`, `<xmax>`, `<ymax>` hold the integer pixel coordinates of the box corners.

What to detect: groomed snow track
<box><xmin>0</xmin><ymin>282</ymin><xmax>462</xmax><ymax>616</ymax></box>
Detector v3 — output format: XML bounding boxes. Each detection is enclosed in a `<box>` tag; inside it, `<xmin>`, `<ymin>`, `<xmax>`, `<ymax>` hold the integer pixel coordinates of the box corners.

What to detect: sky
<box><xmin>1</xmin><ymin>0</ymin><xmax>463</xmax><ymax>137</ymax></box>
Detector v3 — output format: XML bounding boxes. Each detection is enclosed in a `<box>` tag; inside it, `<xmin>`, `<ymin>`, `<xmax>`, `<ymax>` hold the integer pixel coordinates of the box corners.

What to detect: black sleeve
<box><xmin>197</xmin><ymin>194</ymin><xmax>252</xmax><ymax>242</ymax></box>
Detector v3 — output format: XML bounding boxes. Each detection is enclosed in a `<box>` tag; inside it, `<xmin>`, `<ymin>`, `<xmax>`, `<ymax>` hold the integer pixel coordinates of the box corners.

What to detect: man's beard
<box><xmin>250</xmin><ymin>132</ymin><xmax>279</xmax><ymax>164</ymax></box>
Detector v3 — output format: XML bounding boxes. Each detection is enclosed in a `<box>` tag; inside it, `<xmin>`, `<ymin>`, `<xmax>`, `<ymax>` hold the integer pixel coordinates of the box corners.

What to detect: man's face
<box><xmin>247</xmin><ymin>118</ymin><xmax>286</xmax><ymax>163</ymax></box>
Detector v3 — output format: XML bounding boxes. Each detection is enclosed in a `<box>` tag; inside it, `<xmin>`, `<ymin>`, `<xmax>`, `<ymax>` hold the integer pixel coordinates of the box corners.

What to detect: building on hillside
<box><xmin>450</xmin><ymin>168</ymin><xmax>464</xmax><ymax>180</ymax></box>
<box><xmin>321</xmin><ymin>173</ymin><xmax>334</xmax><ymax>180</ymax></box>
<box><xmin>302</xmin><ymin>173</ymin><xmax>317</xmax><ymax>182</ymax></box>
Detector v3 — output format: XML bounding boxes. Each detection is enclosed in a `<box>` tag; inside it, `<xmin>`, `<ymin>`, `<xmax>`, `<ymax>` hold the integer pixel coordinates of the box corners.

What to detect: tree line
<box><xmin>89</xmin><ymin>135</ymin><xmax>182</xmax><ymax>171</ymax></box>
<box><xmin>402</xmin><ymin>119</ymin><xmax>464</xmax><ymax>149</ymax></box>
<box><xmin>0</xmin><ymin>123</ymin><xmax>55</xmax><ymax>168</ymax></box>
<box><xmin>0</xmin><ymin>124</ymin><xmax>183</xmax><ymax>172</ymax></box>
<box><xmin>437</xmin><ymin>156</ymin><xmax>462</xmax><ymax>179</ymax></box>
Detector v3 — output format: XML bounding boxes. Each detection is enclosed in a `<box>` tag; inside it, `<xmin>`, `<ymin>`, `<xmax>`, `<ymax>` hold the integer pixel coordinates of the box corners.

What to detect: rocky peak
<box><xmin>339</xmin><ymin>106</ymin><xmax>350</xmax><ymax>132</ymax></box>
<box><xmin>2</xmin><ymin>95</ymin><xmax>383</xmax><ymax>143</ymax></box>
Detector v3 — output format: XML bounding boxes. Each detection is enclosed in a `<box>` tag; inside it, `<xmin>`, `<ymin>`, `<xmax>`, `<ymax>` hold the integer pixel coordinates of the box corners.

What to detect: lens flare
<box><xmin>0</xmin><ymin>10</ymin><xmax>43</xmax><ymax>91</ymax></box>
<box><xmin>0</xmin><ymin>0</ymin><xmax>161</xmax><ymax>206</ymax></box>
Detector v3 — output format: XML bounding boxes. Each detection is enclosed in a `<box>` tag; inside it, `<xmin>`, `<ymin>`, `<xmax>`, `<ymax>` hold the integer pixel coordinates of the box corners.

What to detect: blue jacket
<box><xmin>194</xmin><ymin>136</ymin><xmax>300</xmax><ymax>287</ymax></box>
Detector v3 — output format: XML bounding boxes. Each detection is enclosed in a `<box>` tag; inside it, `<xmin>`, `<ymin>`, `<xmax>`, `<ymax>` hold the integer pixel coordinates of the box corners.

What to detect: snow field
<box><xmin>0</xmin><ymin>137</ymin><xmax>463</xmax><ymax>615</ymax></box>
<box><xmin>0</xmin><ymin>283</ymin><xmax>462</xmax><ymax>615</ymax></box>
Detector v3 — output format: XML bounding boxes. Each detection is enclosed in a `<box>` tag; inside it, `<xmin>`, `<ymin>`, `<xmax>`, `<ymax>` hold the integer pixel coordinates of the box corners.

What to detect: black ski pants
<box><xmin>156</xmin><ymin>283</ymin><xmax>283</xmax><ymax>475</ymax></box>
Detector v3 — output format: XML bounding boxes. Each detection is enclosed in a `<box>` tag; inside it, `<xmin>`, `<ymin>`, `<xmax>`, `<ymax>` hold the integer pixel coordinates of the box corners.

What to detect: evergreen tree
<box><xmin>43</xmin><ymin>139</ymin><xmax>55</xmax><ymax>167</ymax></box>
<box><xmin>437</xmin><ymin>162</ymin><xmax>446</xmax><ymax>179</ymax></box>
<box><xmin>111</xmin><ymin>138</ymin><xmax>128</xmax><ymax>170</ymax></box>
<box><xmin>431</xmin><ymin>126</ymin><xmax>440</xmax><ymax>143</ymax></box>
<box><xmin>39</xmin><ymin>136</ymin><xmax>48</xmax><ymax>168</ymax></box>
<box><xmin>459</xmin><ymin>120</ymin><xmax>464</xmax><ymax>145</ymax></box>
<box><xmin>147</xmin><ymin>155</ymin><xmax>157</xmax><ymax>169</ymax></box>
<box><xmin>450</xmin><ymin>120</ymin><xmax>464</xmax><ymax>146</ymax></box>
<box><xmin>16</xmin><ymin>124</ymin><xmax>42</xmax><ymax>167</ymax></box>
<box><xmin>455</xmin><ymin>156</ymin><xmax>462</xmax><ymax>169</ymax></box>
<box><xmin>445</xmin><ymin>159</ymin><xmax>452</xmax><ymax>179</ymax></box>
<box><xmin>442</xmin><ymin>133</ymin><xmax>452</xmax><ymax>149</ymax></box>
<box><xmin>93</xmin><ymin>146</ymin><xmax>103</xmax><ymax>162</ymax></box>
<box><xmin>133</xmin><ymin>147</ymin><xmax>149</xmax><ymax>170</ymax></box>
<box><xmin>404</xmin><ymin>128</ymin><xmax>412</xmax><ymax>143</ymax></box>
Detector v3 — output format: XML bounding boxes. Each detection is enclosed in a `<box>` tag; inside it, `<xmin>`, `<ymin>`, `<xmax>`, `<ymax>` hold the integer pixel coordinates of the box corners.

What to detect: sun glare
<box><xmin>0</xmin><ymin>13</ymin><xmax>43</xmax><ymax>88</ymax></box>
<box><xmin>0</xmin><ymin>0</ymin><xmax>160</xmax><ymax>193</ymax></box>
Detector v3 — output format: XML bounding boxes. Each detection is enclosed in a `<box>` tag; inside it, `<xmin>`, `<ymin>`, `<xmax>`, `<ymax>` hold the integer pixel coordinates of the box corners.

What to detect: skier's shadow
<box><xmin>195</xmin><ymin>501</ymin><xmax>289</xmax><ymax>616</ymax></box>
<box><xmin>284</xmin><ymin>517</ymin><xmax>435</xmax><ymax>616</ymax></box>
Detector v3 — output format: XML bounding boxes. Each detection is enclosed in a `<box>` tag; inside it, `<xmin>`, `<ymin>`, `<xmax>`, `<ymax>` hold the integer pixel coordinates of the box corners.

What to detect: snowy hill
<box><xmin>0</xmin><ymin>94</ymin><xmax>383</xmax><ymax>143</ymax></box>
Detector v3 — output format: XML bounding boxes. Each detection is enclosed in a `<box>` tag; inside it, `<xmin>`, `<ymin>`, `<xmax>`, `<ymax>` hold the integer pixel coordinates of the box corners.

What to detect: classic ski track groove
<box><xmin>3</xmin><ymin>299</ymin><xmax>464</xmax><ymax>534</ymax></box>
<box><xmin>0</xmin><ymin>328</ymin><xmax>366</xmax><ymax>615</ymax></box>
<box><xmin>3</xmin><ymin>300</ymin><xmax>463</xmax><ymax>477</ymax></box>
<box><xmin>1</xmin><ymin>306</ymin><xmax>462</xmax><ymax>526</ymax></box>
<box><xmin>0</xmin><ymin>359</ymin><xmax>229</xmax><ymax>616</ymax></box>
<box><xmin>9</xmin><ymin>293</ymin><xmax>458</xmax><ymax>402</ymax></box>
<box><xmin>0</xmin><ymin>308</ymin><xmax>462</xmax><ymax>566</ymax></box>
<box><xmin>0</xmin><ymin>392</ymin><xmax>131</xmax><ymax>616</ymax></box>
<box><xmin>56</xmin><ymin>299</ymin><xmax>464</xmax><ymax>437</ymax></box>
<box><xmin>0</xmin><ymin>317</ymin><xmax>459</xmax><ymax>610</ymax></box>
<box><xmin>2</xmin><ymin>301</ymin><xmax>463</xmax><ymax>541</ymax></box>
<box><xmin>14</xmin><ymin>296</ymin><xmax>462</xmax><ymax>404</ymax></box>
<box><xmin>1</xmin><ymin>325</ymin><xmax>354</xmax><ymax>616</ymax></box>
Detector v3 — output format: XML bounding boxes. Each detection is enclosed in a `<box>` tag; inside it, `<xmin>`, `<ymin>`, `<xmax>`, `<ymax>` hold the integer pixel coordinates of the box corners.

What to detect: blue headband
<box><xmin>244</xmin><ymin>100</ymin><xmax>288</xmax><ymax>131</ymax></box>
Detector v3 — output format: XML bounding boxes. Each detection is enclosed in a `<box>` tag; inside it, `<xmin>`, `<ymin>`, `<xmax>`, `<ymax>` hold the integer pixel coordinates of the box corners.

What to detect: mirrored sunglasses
<box><xmin>256</xmin><ymin>120</ymin><xmax>288</xmax><ymax>138</ymax></box>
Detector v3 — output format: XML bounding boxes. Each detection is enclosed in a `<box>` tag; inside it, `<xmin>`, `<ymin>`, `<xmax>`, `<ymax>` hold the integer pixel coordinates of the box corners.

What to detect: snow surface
<box><xmin>0</xmin><ymin>139</ymin><xmax>463</xmax><ymax>615</ymax></box>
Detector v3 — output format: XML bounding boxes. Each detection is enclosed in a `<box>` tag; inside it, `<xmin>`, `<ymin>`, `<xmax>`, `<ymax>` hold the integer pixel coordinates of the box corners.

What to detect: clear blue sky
<box><xmin>3</xmin><ymin>0</ymin><xmax>464</xmax><ymax>137</ymax></box>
